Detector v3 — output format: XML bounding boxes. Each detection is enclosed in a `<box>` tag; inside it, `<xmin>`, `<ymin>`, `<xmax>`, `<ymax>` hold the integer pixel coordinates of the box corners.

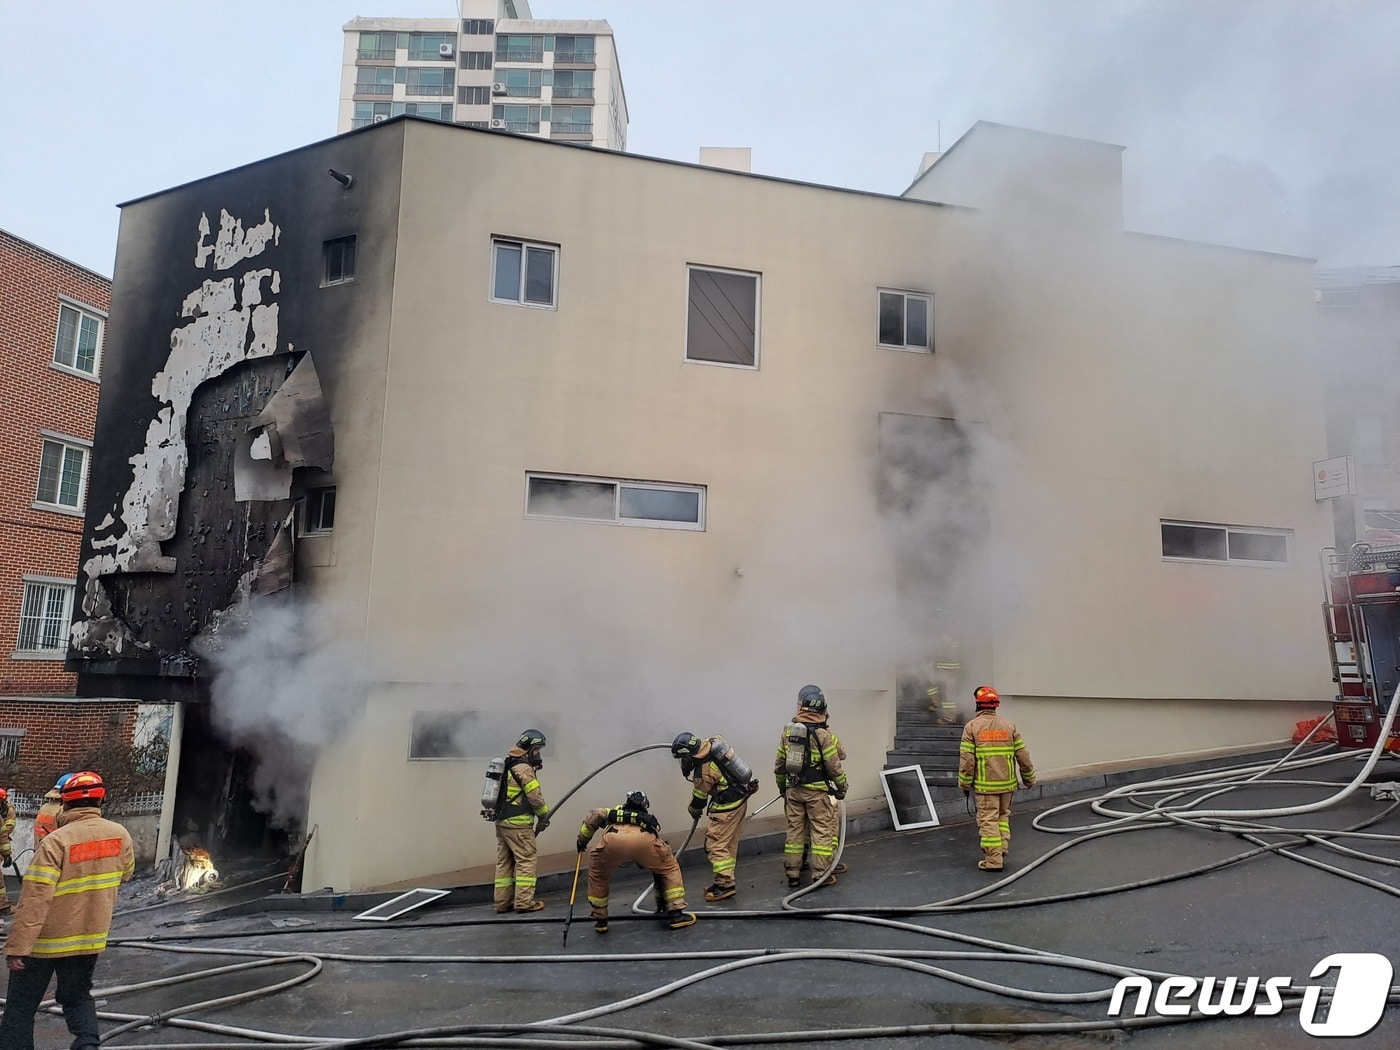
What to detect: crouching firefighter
<box><xmin>484</xmin><ymin>729</ymin><xmax>550</xmax><ymax>913</ymax></box>
<box><xmin>958</xmin><ymin>686</ymin><xmax>1035</xmax><ymax>872</ymax></box>
<box><xmin>775</xmin><ymin>685</ymin><xmax>849</xmax><ymax>889</ymax></box>
<box><xmin>671</xmin><ymin>732</ymin><xmax>759</xmax><ymax>901</ymax></box>
<box><xmin>576</xmin><ymin>791</ymin><xmax>696</xmax><ymax>934</ymax></box>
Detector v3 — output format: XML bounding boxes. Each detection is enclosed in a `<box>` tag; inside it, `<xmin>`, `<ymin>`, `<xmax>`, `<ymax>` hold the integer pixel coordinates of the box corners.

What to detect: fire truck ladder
<box><xmin>1320</xmin><ymin>543</ymin><xmax>1400</xmax><ymax>705</ymax></box>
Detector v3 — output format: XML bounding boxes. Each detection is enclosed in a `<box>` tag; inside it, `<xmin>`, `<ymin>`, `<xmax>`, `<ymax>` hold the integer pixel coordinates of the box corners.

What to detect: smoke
<box><xmin>193</xmin><ymin>591</ymin><xmax>368</xmax><ymax>829</ymax></box>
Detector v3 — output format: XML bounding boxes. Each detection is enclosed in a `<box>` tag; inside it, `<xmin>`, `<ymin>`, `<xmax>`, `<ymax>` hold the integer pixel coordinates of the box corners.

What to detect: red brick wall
<box><xmin>0</xmin><ymin>231</ymin><xmax>109</xmax><ymax>697</ymax></box>
<box><xmin>0</xmin><ymin>698</ymin><xmax>138</xmax><ymax>789</ymax></box>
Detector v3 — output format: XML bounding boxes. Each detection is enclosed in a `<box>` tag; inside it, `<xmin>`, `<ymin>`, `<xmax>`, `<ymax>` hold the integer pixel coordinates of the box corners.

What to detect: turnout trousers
<box><xmin>783</xmin><ymin>787</ymin><xmax>838</xmax><ymax>880</ymax></box>
<box><xmin>974</xmin><ymin>791</ymin><xmax>1013</xmax><ymax>867</ymax></box>
<box><xmin>587</xmin><ymin>825</ymin><xmax>687</xmax><ymax>919</ymax></box>
<box><xmin>494</xmin><ymin>824</ymin><xmax>539</xmax><ymax>910</ymax></box>
<box><xmin>704</xmin><ymin>801</ymin><xmax>746</xmax><ymax>889</ymax></box>
<box><xmin>0</xmin><ymin>954</ymin><xmax>100</xmax><ymax>1050</ymax></box>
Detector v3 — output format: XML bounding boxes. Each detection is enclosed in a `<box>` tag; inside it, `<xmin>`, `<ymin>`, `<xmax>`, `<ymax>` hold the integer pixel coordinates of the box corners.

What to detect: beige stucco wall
<box><xmin>302</xmin><ymin>120</ymin><xmax>1336</xmax><ymax>890</ymax></box>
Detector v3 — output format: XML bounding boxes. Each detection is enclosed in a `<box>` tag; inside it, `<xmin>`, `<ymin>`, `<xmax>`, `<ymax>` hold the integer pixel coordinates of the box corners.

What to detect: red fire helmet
<box><xmin>973</xmin><ymin>685</ymin><xmax>1001</xmax><ymax>708</ymax></box>
<box><xmin>60</xmin><ymin>770</ymin><xmax>106</xmax><ymax>803</ymax></box>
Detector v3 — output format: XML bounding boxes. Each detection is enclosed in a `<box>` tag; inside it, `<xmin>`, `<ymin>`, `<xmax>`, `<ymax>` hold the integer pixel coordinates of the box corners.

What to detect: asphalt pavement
<box><xmin>15</xmin><ymin>743</ymin><xmax>1400</xmax><ymax>1049</ymax></box>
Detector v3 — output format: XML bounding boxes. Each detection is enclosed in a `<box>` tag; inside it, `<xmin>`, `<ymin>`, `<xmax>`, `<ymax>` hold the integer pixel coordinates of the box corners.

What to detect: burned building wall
<box><xmin>68</xmin><ymin>126</ymin><xmax>404</xmax><ymax>701</ymax></box>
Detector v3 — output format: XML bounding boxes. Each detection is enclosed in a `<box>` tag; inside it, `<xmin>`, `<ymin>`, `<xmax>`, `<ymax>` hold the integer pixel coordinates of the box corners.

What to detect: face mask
<box><xmin>531</xmin><ymin>750</ymin><xmax>543</xmax><ymax>769</ymax></box>
<box><xmin>679</xmin><ymin>757</ymin><xmax>696</xmax><ymax>779</ymax></box>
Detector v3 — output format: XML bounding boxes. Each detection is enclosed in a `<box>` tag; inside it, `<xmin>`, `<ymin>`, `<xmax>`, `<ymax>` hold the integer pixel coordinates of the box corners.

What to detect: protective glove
<box><xmin>534</xmin><ymin>816</ymin><xmax>550</xmax><ymax>834</ymax></box>
<box><xmin>834</xmin><ymin>789</ymin><xmax>847</xmax><ymax>802</ymax></box>
<box><xmin>1</xmin><ymin>852</ymin><xmax>11</xmax><ymax>870</ymax></box>
<box><xmin>1023</xmin><ymin>778</ymin><xmax>1036</xmax><ymax>789</ymax></box>
<box><xmin>575</xmin><ymin>837</ymin><xmax>589</xmax><ymax>854</ymax></box>
<box><xmin>687</xmin><ymin>804</ymin><xmax>705</xmax><ymax>822</ymax></box>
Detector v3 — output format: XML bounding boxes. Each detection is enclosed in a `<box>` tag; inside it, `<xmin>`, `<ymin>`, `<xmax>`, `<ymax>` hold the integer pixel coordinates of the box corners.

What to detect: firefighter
<box><xmin>670</xmin><ymin>732</ymin><xmax>755</xmax><ymax>901</ymax></box>
<box><xmin>33</xmin><ymin>774</ymin><xmax>75</xmax><ymax>844</ymax></box>
<box><xmin>775</xmin><ymin>685</ymin><xmax>848</xmax><ymax>888</ymax></box>
<box><xmin>0</xmin><ymin>789</ymin><xmax>15</xmax><ymax>914</ymax></box>
<box><xmin>957</xmin><ymin>686</ymin><xmax>1036</xmax><ymax>871</ymax></box>
<box><xmin>576</xmin><ymin>790</ymin><xmax>695</xmax><ymax>933</ymax></box>
<box><xmin>493</xmin><ymin>729</ymin><xmax>550</xmax><ymax>914</ymax></box>
<box><xmin>0</xmin><ymin>770</ymin><xmax>134</xmax><ymax>1049</ymax></box>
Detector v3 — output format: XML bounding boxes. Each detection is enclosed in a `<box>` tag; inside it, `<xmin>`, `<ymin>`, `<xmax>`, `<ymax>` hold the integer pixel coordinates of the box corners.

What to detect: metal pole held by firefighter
<box><xmin>562</xmin><ymin>850</ymin><xmax>583</xmax><ymax>946</ymax></box>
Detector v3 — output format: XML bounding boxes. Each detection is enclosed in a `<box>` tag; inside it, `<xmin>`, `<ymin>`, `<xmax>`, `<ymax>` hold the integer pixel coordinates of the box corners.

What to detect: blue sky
<box><xmin>3</xmin><ymin>0</ymin><xmax>1397</xmax><ymax>275</ymax></box>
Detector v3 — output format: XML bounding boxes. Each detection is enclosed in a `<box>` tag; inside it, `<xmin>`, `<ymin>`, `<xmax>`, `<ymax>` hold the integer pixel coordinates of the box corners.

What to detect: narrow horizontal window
<box><xmin>1161</xmin><ymin>520</ymin><xmax>1289</xmax><ymax>566</ymax></box>
<box><xmin>687</xmin><ymin>265</ymin><xmax>759</xmax><ymax>367</ymax></box>
<box><xmin>526</xmin><ymin>474</ymin><xmax>705</xmax><ymax>531</ymax></box>
<box><xmin>409</xmin><ymin>711</ymin><xmax>472</xmax><ymax>759</ymax></box>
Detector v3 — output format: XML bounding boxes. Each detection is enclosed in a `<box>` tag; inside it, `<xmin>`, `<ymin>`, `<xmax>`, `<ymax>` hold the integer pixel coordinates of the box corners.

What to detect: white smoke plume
<box><xmin>194</xmin><ymin>592</ymin><xmax>368</xmax><ymax>830</ymax></box>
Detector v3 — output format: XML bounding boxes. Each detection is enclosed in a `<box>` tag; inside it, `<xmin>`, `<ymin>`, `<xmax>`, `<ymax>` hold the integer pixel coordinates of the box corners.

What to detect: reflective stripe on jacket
<box><xmin>0</xmin><ymin>798</ymin><xmax>14</xmax><ymax>852</ymax></box>
<box><xmin>3</xmin><ymin>807</ymin><xmax>134</xmax><ymax>958</ymax></box>
<box><xmin>692</xmin><ymin>750</ymin><xmax>747</xmax><ymax>813</ymax></box>
<box><xmin>773</xmin><ymin>711</ymin><xmax>848</xmax><ymax>793</ymax></box>
<box><xmin>497</xmin><ymin>748</ymin><xmax>548</xmax><ymax>827</ymax></box>
<box><xmin>34</xmin><ymin>795</ymin><xmax>62</xmax><ymax>841</ymax></box>
<box><xmin>958</xmin><ymin>710</ymin><xmax>1035</xmax><ymax>794</ymax></box>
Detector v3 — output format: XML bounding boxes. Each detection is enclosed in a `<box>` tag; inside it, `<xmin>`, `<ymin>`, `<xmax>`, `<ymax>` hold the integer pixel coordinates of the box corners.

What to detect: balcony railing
<box><xmin>354</xmin><ymin>82</ymin><xmax>395</xmax><ymax>95</ymax></box>
<box><xmin>358</xmin><ymin>47</ymin><xmax>397</xmax><ymax>60</ymax></box>
<box><xmin>503</xmin><ymin>85</ymin><xmax>542</xmax><ymax>97</ymax></box>
<box><xmin>504</xmin><ymin>121</ymin><xmax>541</xmax><ymax>133</ymax></box>
<box><xmin>552</xmin><ymin>86</ymin><xmax>594</xmax><ymax>98</ymax></box>
<box><xmin>553</xmin><ymin>51</ymin><xmax>595</xmax><ymax>64</ymax></box>
<box><xmin>405</xmin><ymin>82</ymin><xmax>454</xmax><ymax>96</ymax></box>
<box><xmin>408</xmin><ymin>48</ymin><xmax>453</xmax><ymax>61</ymax></box>
<box><xmin>496</xmin><ymin>49</ymin><xmax>544</xmax><ymax>62</ymax></box>
<box><xmin>551</xmin><ymin>122</ymin><xmax>593</xmax><ymax>135</ymax></box>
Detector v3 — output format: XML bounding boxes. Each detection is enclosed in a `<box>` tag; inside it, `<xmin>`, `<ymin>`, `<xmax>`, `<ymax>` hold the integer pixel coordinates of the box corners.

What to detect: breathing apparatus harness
<box><xmin>782</xmin><ymin>718</ymin><xmax>834</xmax><ymax>792</ymax></box>
<box><xmin>703</xmin><ymin>738</ymin><xmax>760</xmax><ymax>809</ymax></box>
<box><xmin>604</xmin><ymin>803</ymin><xmax>661</xmax><ymax>837</ymax></box>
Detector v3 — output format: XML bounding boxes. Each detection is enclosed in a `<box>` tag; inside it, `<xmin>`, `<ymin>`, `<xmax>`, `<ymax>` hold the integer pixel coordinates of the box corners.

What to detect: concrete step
<box><xmin>891</xmin><ymin>723</ymin><xmax>965</xmax><ymax>740</ymax></box>
<box><xmin>883</xmin><ymin>761</ymin><xmax>961</xmax><ymax>784</ymax></box>
<box><xmin>892</xmin><ymin>736</ymin><xmax>960</xmax><ymax>754</ymax></box>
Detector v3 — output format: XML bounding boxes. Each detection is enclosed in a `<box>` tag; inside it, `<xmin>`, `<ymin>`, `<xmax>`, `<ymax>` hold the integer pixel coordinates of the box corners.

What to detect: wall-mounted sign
<box><xmin>1314</xmin><ymin>457</ymin><xmax>1356</xmax><ymax>501</ymax></box>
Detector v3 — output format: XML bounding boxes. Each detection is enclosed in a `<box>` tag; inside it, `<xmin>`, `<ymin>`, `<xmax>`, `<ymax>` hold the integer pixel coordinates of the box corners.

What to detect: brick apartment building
<box><xmin>0</xmin><ymin>229</ymin><xmax>142</xmax><ymax>790</ymax></box>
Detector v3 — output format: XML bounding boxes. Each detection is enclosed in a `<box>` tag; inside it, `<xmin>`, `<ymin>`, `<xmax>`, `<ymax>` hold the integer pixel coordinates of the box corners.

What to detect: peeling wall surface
<box><xmin>70</xmin><ymin>129</ymin><xmax>402</xmax><ymax>700</ymax></box>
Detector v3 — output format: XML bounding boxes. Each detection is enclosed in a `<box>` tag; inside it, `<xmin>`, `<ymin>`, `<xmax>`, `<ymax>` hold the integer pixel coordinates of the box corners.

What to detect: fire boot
<box><xmin>667</xmin><ymin>910</ymin><xmax>698</xmax><ymax>929</ymax></box>
<box><xmin>704</xmin><ymin>884</ymin><xmax>736</xmax><ymax>902</ymax></box>
<box><xmin>594</xmin><ymin>919</ymin><xmax>608</xmax><ymax>934</ymax></box>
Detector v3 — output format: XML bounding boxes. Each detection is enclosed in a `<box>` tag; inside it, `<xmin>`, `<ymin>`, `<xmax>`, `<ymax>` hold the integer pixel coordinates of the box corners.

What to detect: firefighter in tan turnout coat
<box><xmin>492</xmin><ymin>730</ymin><xmax>550</xmax><ymax>913</ymax></box>
<box><xmin>577</xmin><ymin>791</ymin><xmax>695</xmax><ymax>934</ymax></box>
<box><xmin>0</xmin><ymin>770</ymin><xmax>134</xmax><ymax>1049</ymax></box>
<box><xmin>775</xmin><ymin>685</ymin><xmax>849</xmax><ymax>888</ymax></box>
<box><xmin>670</xmin><ymin>733</ymin><xmax>757</xmax><ymax>901</ymax></box>
<box><xmin>958</xmin><ymin>686</ymin><xmax>1036</xmax><ymax>871</ymax></box>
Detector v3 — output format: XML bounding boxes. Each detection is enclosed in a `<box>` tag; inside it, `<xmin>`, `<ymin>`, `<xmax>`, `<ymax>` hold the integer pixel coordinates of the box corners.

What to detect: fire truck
<box><xmin>1321</xmin><ymin>543</ymin><xmax>1400</xmax><ymax>750</ymax></box>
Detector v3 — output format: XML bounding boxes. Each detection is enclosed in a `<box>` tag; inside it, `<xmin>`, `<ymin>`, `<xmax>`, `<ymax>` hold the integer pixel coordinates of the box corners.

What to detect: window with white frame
<box><xmin>526</xmin><ymin>474</ymin><xmax>705</xmax><ymax>531</ymax></box>
<box><xmin>302</xmin><ymin>487</ymin><xmax>336</xmax><ymax>535</ymax></box>
<box><xmin>491</xmin><ymin>238</ymin><xmax>557</xmax><ymax>307</ymax></box>
<box><xmin>54</xmin><ymin>301</ymin><xmax>104</xmax><ymax>377</ymax></box>
<box><xmin>686</xmin><ymin>265</ymin><xmax>759</xmax><ymax>367</ymax></box>
<box><xmin>877</xmin><ymin>289</ymin><xmax>932</xmax><ymax>352</ymax></box>
<box><xmin>0</xmin><ymin>730</ymin><xmax>22</xmax><ymax>764</ymax></box>
<box><xmin>1160</xmin><ymin>520</ymin><xmax>1290</xmax><ymax>566</ymax></box>
<box><xmin>17</xmin><ymin>579</ymin><xmax>74</xmax><ymax>653</ymax></box>
<box><xmin>34</xmin><ymin>436</ymin><xmax>88</xmax><ymax>511</ymax></box>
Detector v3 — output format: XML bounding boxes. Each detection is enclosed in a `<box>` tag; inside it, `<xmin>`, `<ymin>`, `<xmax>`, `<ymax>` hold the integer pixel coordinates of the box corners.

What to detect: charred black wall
<box><xmin>70</xmin><ymin>121</ymin><xmax>408</xmax><ymax>701</ymax></box>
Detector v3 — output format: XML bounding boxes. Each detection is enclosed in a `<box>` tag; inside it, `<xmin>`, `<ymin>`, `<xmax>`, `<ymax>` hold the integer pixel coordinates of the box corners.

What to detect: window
<box><xmin>552</xmin><ymin>70</ymin><xmax>593</xmax><ymax>98</ymax></box>
<box><xmin>406</xmin><ymin>67</ymin><xmax>453</xmax><ymax>96</ymax></box>
<box><xmin>323</xmin><ymin>237</ymin><xmax>356</xmax><ymax>286</ymax></box>
<box><xmin>878</xmin><ymin>290</ymin><xmax>932</xmax><ymax>352</ymax></box>
<box><xmin>496</xmin><ymin>34</ymin><xmax>544</xmax><ymax>62</ymax></box>
<box><xmin>553</xmin><ymin>35</ymin><xmax>596</xmax><ymax>63</ymax></box>
<box><xmin>53</xmin><ymin>301</ymin><xmax>103</xmax><ymax>376</ymax></box>
<box><xmin>526</xmin><ymin>474</ymin><xmax>705</xmax><ymax>531</ymax></box>
<box><xmin>1161</xmin><ymin>521</ymin><xmax>1290</xmax><ymax>566</ymax></box>
<box><xmin>303</xmin><ymin>487</ymin><xmax>336</xmax><ymax>534</ymax></box>
<box><xmin>17</xmin><ymin>579</ymin><xmax>74</xmax><ymax>653</ymax></box>
<box><xmin>352</xmin><ymin>101</ymin><xmax>393</xmax><ymax>128</ymax></box>
<box><xmin>407</xmin><ymin>32</ymin><xmax>454</xmax><ymax>61</ymax></box>
<box><xmin>463</xmin><ymin>18</ymin><xmax>494</xmax><ymax>34</ymax></box>
<box><xmin>497</xmin><ymin>68</ymin><xmax>544</xmax><ymax>98</ymax></box>
<box><xmin>357</xmin><ymin>32</ymin><xmax>397</xmax><ymax>60</ymax></box>
<box><xmin>491</xmin><ymin>238</ymin><xmax>557</xmax><ymax>307</ymax></box>
<box><xmin>409</xmin><ymin>711</ymin><xmax>472</xmax><ymax>759</ymax></box>
<box><xmin>491</xmin><ymin>104</ymin><xmax>548</xmax><ymax>132</ymax></box>
<box><xmin>550</xmin><ymin>105</ymin><xmax>593</xmax><ymax>135</ymax></box>
<box><xmin>35</xmin><ymin>437</ymin><xmax>87</xmax><ymax>510</ymax></box>
<box><xmin>460</xmin><ymin>51</ymin><xmax>493</xmax><ymax>69</ymax></box>
<box><xmin>354</xmin><ymin>67</ymin><xmax>396</xmax><ymax>95</ymax></box>
<box><xmin>460</xmin><ymin>85</ymin><xmax>491</xmax><ymax>105</ymax></box>
<box><xmin>404</xmin><ymin>102</ymin><xmax>452</xmax><ymax>121</ymax></box>
<box><xmin>0</xmin><ymin>731</ymin><xmax>22</xmax><ymax>764</ymax></box>
<box><xmin>686</xmin><ymin>265</ymin><xmax>760</xmax><ymax>367</ymax></box>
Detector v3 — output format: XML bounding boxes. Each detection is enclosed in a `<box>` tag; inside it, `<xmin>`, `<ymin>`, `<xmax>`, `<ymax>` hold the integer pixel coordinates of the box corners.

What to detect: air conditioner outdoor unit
<box><xmin>439</xmin><ymin>42</ymin><xmax>455</xmax><ymax>57</ymax></box>
<box><xmin>371</xmin><ymin>114</ymin><xmax>389</xmax><ymax>124</ymax></box>
<box><xmin>489</xmin><ymin>118</ymin><xmax>507</xmax><ymax>129</ymax></box>
<box><xmin>491</xmin><ymin>82</ymin><xmax>508</xmax><ymax>94</ymax></box>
